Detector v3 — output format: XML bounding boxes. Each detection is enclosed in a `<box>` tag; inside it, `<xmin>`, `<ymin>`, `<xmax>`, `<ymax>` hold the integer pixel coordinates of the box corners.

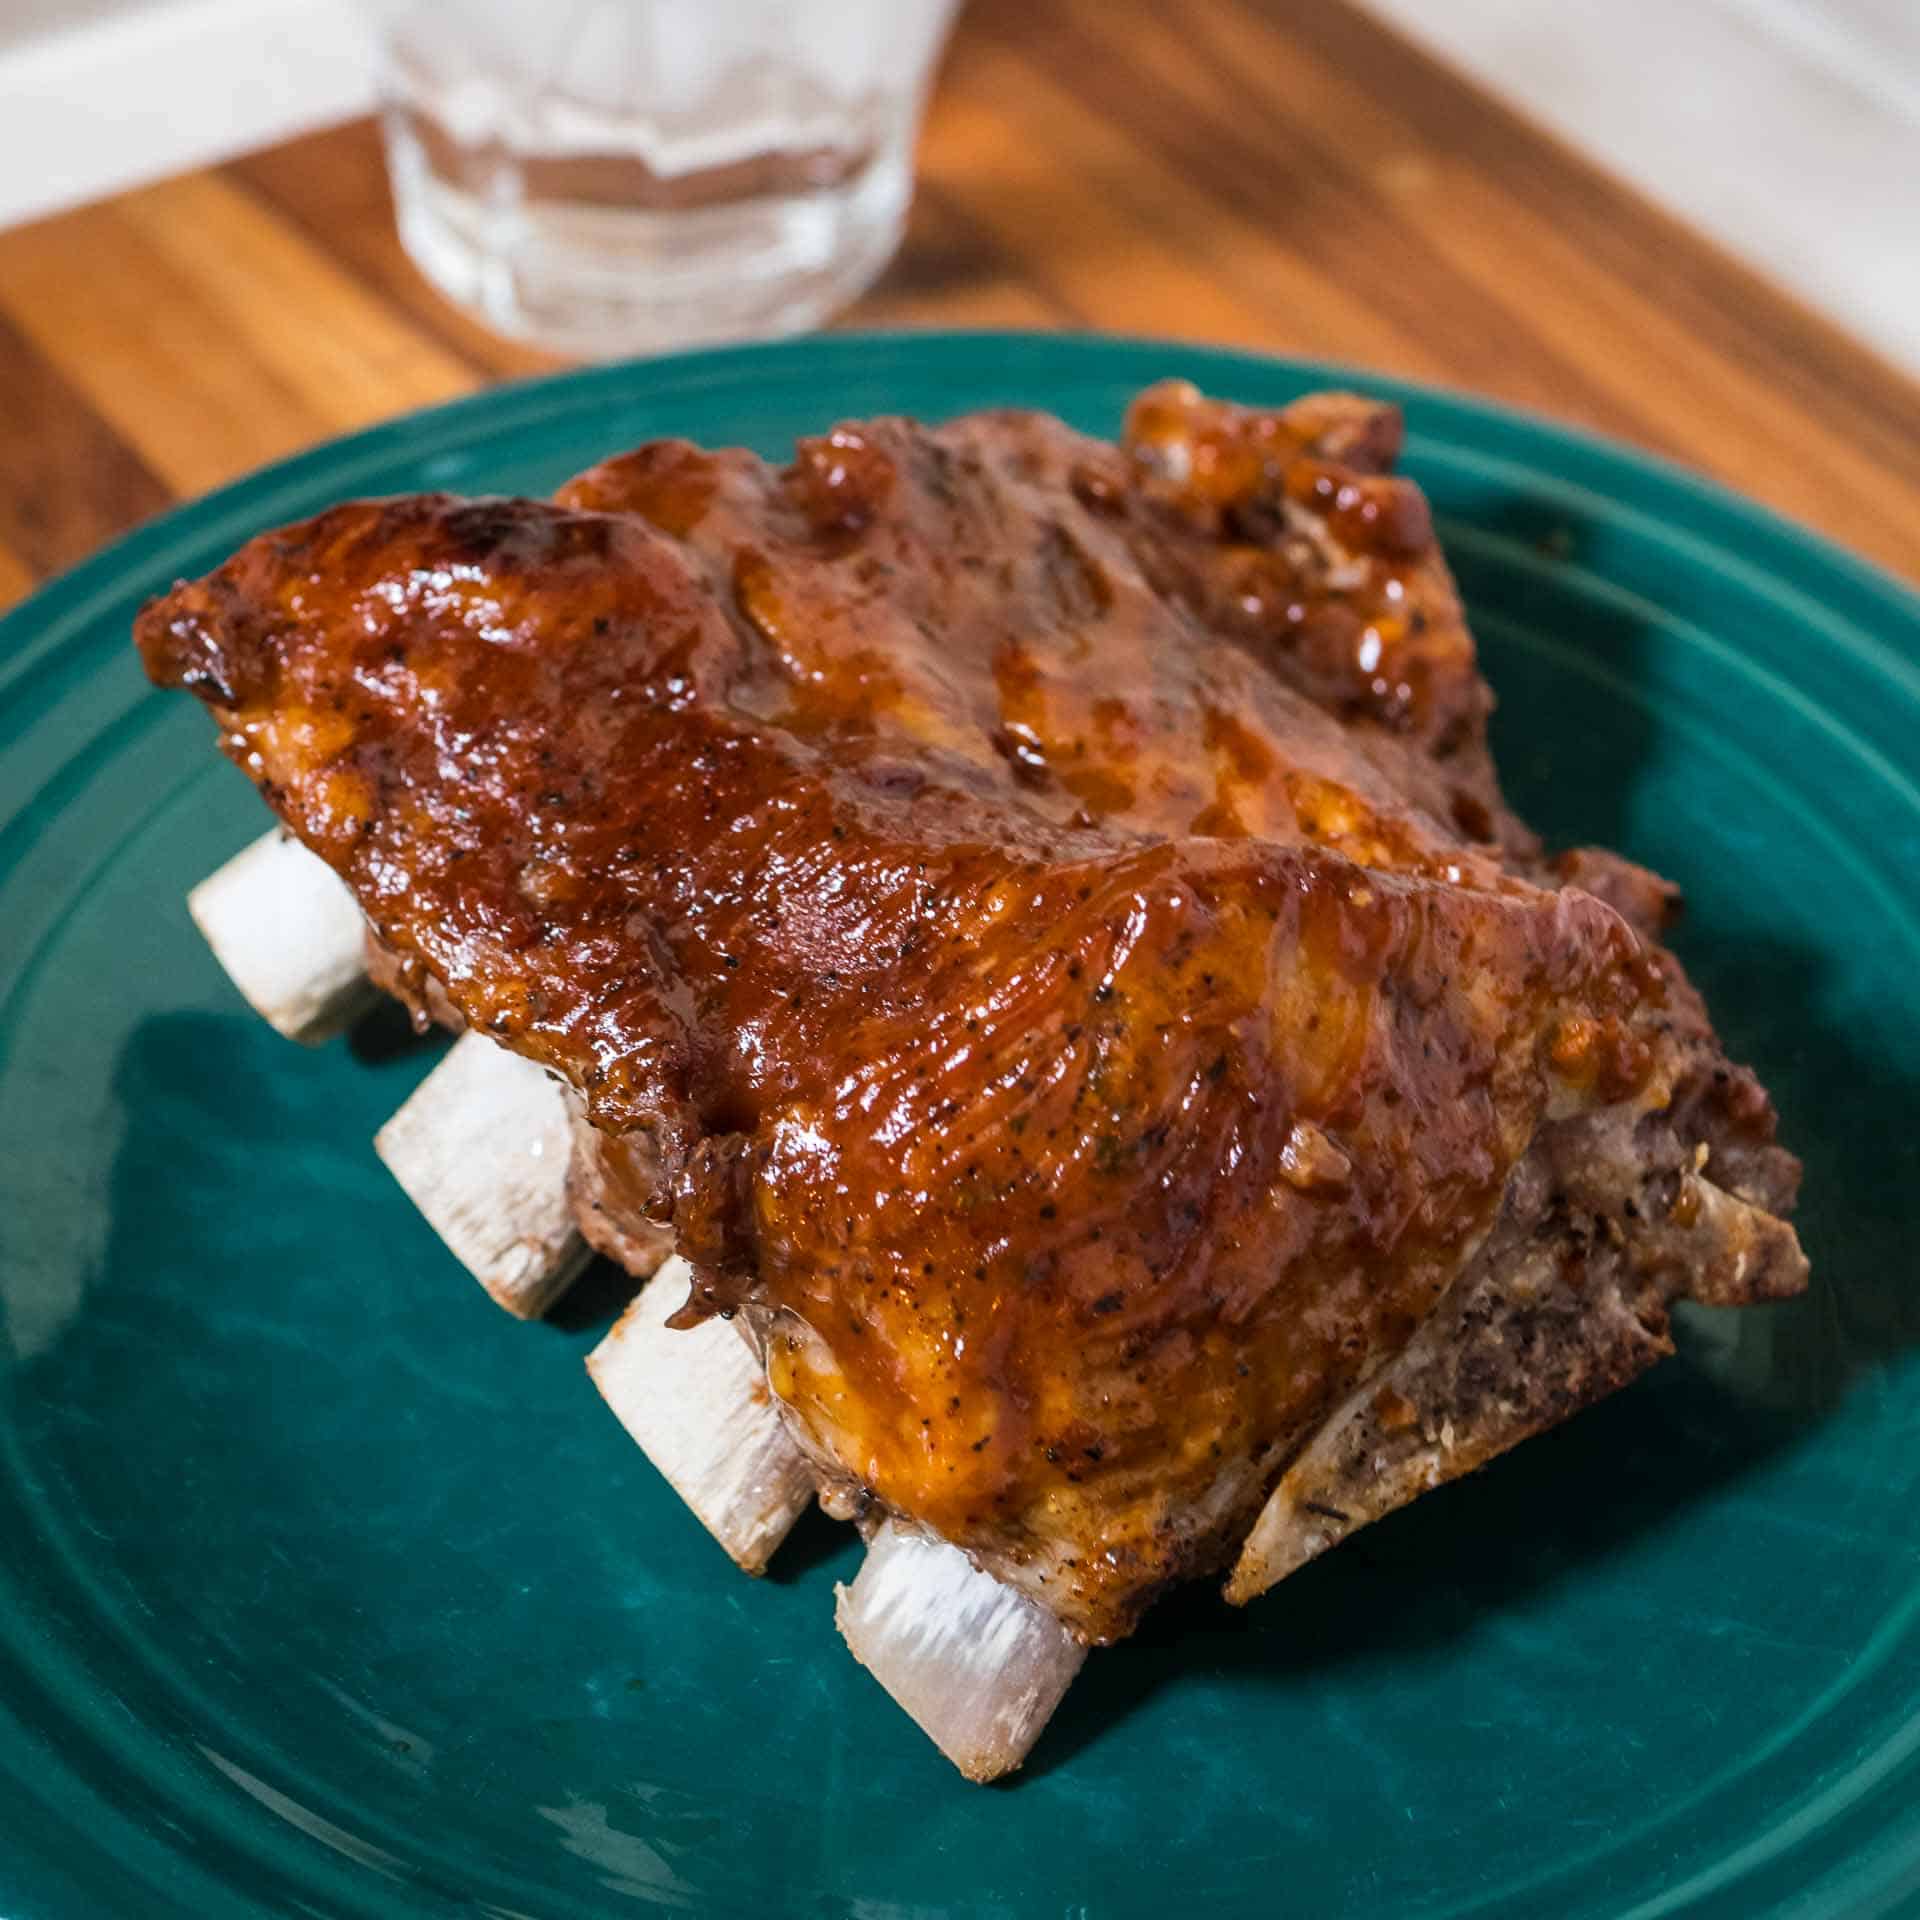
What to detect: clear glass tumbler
<box><xmin>373</xmin><ymin>0</ymin><xmax>960</xmax><ymax>359</ymax></box>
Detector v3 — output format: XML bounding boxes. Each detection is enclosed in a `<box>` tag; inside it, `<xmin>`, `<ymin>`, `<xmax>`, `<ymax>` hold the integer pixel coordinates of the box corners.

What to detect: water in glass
<box><xmin>376</xmin><ymin>0</ymin><xmax>959</xmax><ymax>358</ymax></box>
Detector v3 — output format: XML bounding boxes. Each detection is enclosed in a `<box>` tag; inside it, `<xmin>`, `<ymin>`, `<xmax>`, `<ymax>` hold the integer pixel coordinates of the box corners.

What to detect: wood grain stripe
<box><xmin>851</xmin><ymin>182</ymin><xmax>1078</xmax><ymax>332</ymax></box>
<box><xmin>1030</xmin><ymin>0</ymin><xmax>1683</xmax><ymax>452</ymax></box>
<box><xmin>927</xmin><ymin>32</ymin><xmax>1441</xmax><ymax>366</ymax></box>
<box><xmin>112</xmin><ymin>175</ymin><xmax>476</xmax><ymax>429</ymax></box>
<box><xmin>0</xmin><ymin>178</ymin><xmax>474</xmax><ymax>499</ymax></box>
<box><xmin>0</xmin><ymin>201</ymin><xmax>360</xmax><ymax>496</ymax></box>
<box><xmin>0</xmin><ymin>305</ymin><xmax>169</xmax><ymax>587</ymax></box>
<box><xmin>1286</xmin><ymin>1</ymin><xmax>1920</xmax><ymax>451</ymax></box>
<box><xmin>0</xmin><ymin>540</ymin><xmax>38</xmax><ymax>613</ymax></box>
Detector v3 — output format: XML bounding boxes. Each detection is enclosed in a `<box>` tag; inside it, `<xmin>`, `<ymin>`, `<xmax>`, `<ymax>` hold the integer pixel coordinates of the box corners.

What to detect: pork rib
<box><xmin>137</xmin><ymin>381</ymin><xmax>1805</xmax><ymax>1658</ymax></box>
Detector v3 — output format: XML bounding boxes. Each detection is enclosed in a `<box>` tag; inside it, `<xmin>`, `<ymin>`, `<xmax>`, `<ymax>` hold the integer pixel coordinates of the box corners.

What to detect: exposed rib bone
<box><xmin>586</xmin><ymin>1257</ymin><xmax>815</xmax><ymax>1573</ymax></box>
<box><xmin>188</xmin><ymin>830</ymin><xmax>375</xmax><ymax>1043</ymax></box>
<box><xmin>374</xmin><ymin>1031</ymin><xmax>590</xmax><ymax>1317</ymax></box>
<box><xmin>835</xmin><ymin>1519</ymin><xmax>1087</xmax><ymax>1781</ymax></box>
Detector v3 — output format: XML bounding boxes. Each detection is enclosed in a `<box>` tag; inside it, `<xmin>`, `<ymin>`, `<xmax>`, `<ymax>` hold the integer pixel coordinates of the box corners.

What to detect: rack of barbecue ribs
<box><xmin>137</xmin><ymin>379</ymin><xmax>1808</xmax><ymax>1781</ymax></box>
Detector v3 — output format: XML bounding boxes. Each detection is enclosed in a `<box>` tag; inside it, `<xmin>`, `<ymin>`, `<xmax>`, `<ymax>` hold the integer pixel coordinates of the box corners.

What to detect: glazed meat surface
<box><xmin>137</xmin><ymin>383</ymin><xmax>1806</xmax><ymax>1639</ymax></box>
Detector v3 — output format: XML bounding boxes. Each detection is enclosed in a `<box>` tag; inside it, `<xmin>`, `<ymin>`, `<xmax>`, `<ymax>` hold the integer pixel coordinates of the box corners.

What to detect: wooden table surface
<box><xmin>2</xmin><ymin>0</ymin><xmax>1918</xmax><ymax>616</ymax></box>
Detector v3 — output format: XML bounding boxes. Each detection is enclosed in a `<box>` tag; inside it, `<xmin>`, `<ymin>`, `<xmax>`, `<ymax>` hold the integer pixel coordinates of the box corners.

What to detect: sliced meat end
<box><xmin>1223</xmin><ymin>1234</ymin><xmax>1637</xmax><ymax>1602</ymax></box>
<box><xmin>1225</xmin><ymin>1160</ymin><xmax>1808</xmax><ymax>1606</ymax></box>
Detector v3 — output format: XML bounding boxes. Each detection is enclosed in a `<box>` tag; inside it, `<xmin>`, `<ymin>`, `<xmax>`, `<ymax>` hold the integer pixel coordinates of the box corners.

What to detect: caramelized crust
<box><xmin>137</xmin><ymin>385</ymin><xmax>1802</xmax><ymax>1637</ymax></box>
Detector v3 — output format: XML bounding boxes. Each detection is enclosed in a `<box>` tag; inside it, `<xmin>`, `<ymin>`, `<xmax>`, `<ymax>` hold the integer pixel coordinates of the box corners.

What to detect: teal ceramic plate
<box><xmin>3</xmin><ymin>333</ymin><xmax>1918</xmax><ymax>1920</ymax></box>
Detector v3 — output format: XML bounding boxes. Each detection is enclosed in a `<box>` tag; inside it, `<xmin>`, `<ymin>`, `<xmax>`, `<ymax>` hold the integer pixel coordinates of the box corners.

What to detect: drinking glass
<box><xmin>373</xmin><ymin>0</ymin><xmax>960</xmax><ymax>358</ymax></box>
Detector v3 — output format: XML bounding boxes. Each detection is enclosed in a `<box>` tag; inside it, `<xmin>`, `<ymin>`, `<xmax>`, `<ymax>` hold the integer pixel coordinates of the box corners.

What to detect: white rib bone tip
<box><xmin>188</xmin><ymin>829</ymin><xmax>374</xmax><ymax>1043</ymax></box>
<box><xmin>835</xmin><ymin>1519</ymin><xmax>1087</xmax><ymax>1782</ymax></box>
<box><xmin>586</xmin><ymin>1256</ymin><xmax>814</xmax><ymax>1574</ymax></box>
<box><xmin>375</xmin><ymin>1030</ymin><xmax>589</xmax><ymax>1318</ymax></box>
